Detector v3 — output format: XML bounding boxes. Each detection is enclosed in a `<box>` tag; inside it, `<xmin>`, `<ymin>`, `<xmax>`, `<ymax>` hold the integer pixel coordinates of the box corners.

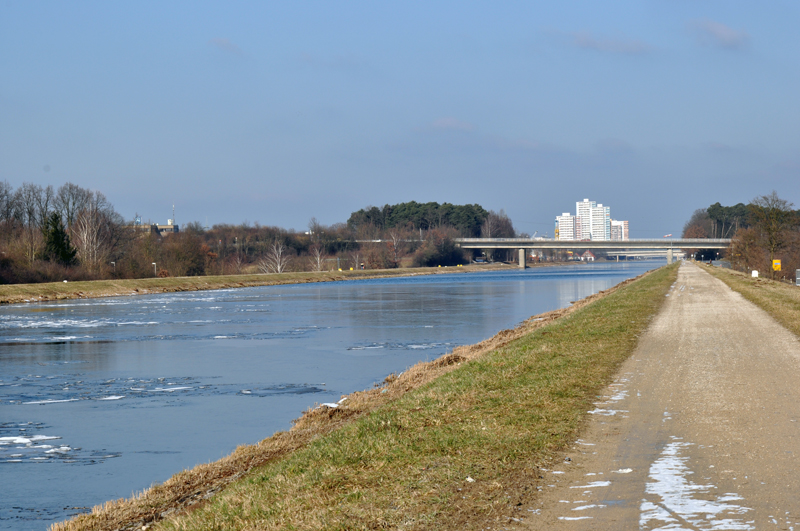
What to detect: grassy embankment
<box><xmin>704</xmin><ymin>264</ymin><xmax>800</xmax><ymax>337</ymax></box>
<box><xmin>0</xmin><ymin>264</ymin><xmax>514</xmax><ymax>305</ymax></box>
<box><xmin>52</xmin><ymin>263</ymin><xmax>678</xmax><ymax>531</ymax></box>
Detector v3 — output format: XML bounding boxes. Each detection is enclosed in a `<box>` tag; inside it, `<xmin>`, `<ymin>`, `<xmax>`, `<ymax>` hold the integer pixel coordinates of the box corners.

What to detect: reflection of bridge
<box><xmin>454</xmin><ymin>238</ymin><xmax>731</xmax><ymax>268</ymax></box>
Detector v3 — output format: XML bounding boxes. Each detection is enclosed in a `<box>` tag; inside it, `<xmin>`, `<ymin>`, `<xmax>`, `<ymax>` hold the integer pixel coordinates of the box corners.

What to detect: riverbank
<box><xmin>0</xmin><ymin>263</ymin><xmax>529</xmax><ymax>305</ymax></box>
<box><xmin>51</xmin><ymin>262</ymin><xmax>677</xmax><ymax>531</ymax></box>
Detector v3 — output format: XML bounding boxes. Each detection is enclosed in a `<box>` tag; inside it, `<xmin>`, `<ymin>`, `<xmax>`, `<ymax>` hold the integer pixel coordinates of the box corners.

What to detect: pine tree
<box><xmin>42</xmin><ymin>212</ymin><xmax>77</xmax><ymax>265</ymax></box>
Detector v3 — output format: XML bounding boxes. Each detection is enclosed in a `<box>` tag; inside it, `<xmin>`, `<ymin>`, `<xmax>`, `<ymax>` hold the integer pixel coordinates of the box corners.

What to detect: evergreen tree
<box><xmin>42</xmin><ymin>212</ymin><xmax>77</xmax><ymax>265</ymax></box>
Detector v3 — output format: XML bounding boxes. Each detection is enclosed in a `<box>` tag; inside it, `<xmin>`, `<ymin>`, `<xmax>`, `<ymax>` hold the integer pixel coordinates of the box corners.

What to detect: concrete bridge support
<box><xmin>519</xmin><ymin>248</ymin><xmax>526</xmax><ymax>269</ymax></box>
<box><xmin>667</xmin><ymin>248</ymin><xmax>673</xmax><ymax>264</ymax></box>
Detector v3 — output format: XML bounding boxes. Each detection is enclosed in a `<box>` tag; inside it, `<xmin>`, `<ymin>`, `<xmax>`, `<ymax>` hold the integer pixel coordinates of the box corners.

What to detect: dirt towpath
<box><xmin>521</xmin><ymin>261</ymin><xmax>800</xmax><ymax>530</ymax></box>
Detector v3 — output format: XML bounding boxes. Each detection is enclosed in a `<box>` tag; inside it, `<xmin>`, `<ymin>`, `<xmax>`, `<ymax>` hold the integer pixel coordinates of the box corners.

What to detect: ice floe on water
<box><xmin>640</xmin><ymin>437</ymin><xmax>753</xmax><ymax>530</ymax></box>
<box><xmin>0</xmin><ymin>423</ymin><xmax>119</xmax><ymax>465</ymax></box>
<box><xmin>23</xmin><ymin>398</ymin><xmax>79</xmax><ymax>405</ymax></box>
<box><xmin>348</xmin><ymin>341</ymin><xmax>453</xmax><ymax>352</ymax></box>
<box><xmin>3</xmin><ymin>375</ymin><xmax>327</xmax><ymax>407</ymax></box>
<box><xmin>0</xmin><ymin>305</ymin><xmax>328</xmax><ymax>344</ymax></box>
<box><xmin>239</xmin><ymin>385</ymin><xmax>325</xmax><ymax>397</ymax></box>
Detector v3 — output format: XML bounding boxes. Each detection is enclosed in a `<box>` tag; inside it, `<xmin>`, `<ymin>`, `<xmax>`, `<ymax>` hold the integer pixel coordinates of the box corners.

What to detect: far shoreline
<box><xmin>0</xmin><ymin>261</ymin><xmax>580</xmax><ymax>306</ymax></box>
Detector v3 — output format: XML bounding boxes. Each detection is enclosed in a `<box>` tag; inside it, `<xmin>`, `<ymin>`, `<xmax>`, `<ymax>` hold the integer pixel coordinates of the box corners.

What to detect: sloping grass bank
<box><xmin>0</xmin><ymin>264</ymin><xmax>511</xmax><ymax>305</ymax></box>
<box><xmin>52</xmin><ymin>263</ymin><xmax>678</xmax><ymax>531</ymax></box>
<box><xmin>704</xmin><ymin>265</ymin><xmax>800</xmax><ymax>337</ymax></box>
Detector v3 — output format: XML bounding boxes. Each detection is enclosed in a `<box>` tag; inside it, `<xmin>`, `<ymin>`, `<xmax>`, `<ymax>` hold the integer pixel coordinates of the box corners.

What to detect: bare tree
<box><xmin>387</xmin><ymin>228</ymin><xmax>406</xmax><ymax>265</ymax></box>
<box><xmin>308</xmin><ymin>243</ymin><xmax>326</xmax><ymax>271</ymax></box>
<box><xmin>682</xmin><ymin>208</ymin><xmax>712</xmax><ymax>238</ymax></box>
<box><xmin>480</xmin><ymin>210</ymin><xmax>516</xmax><ymax>262</ymax></box>
<box><xmin>349</xmin><ymin>249</ymin><xmax>361</xmax><ymax>270</ymax></box>
<box><xmin>55</xmin><ymin>182</ymin><xmax>91</xmax><ymax>230</ymax></box>
<box><xmin>0</xmin><ymin>180</ymin><xmax>17</xmax><ymax>242</ymax></box>
<box><xmin>34</xmin><ymin>185</ymin><xmax>55</xmax><ymax>229</ymax></box>
<box><xmin>258</xmin><ymin>240</ymin><xmax>290</xmax><ymax>273</ymax></box>
<box><xmin>749</xmin><ymin>191</ymin><xmax>797</xmax><ymax>279</ymax></box>
<box><xmin>72</xmin><ymin>192</ymin><xmax>122</xmax><ymax>274</ymax></box>
<box><xmin>308</xmin><ymin>217</ymin><xmax>323</xmax><ymax>242</ymax></box>
<box><xmin>228</xmin><ymin>253</ymin><xmax>244</xmax><ymax>274</ymax></box>
<box><xmin>14</xmin><ymin>183</ymin><xmax>45</xmax><ymax>263</ymax></box>
<box><xmin>729</xmin><ymin>227</ymin><xmax>765</xmax><ymax>273</ymax></box>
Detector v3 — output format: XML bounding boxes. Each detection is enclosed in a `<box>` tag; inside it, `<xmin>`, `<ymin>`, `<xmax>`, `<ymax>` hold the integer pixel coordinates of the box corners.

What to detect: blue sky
<box><xmin>1</xmin><ymin>1</ymin><xmax>798</xmax><ymax>236</ymax></box>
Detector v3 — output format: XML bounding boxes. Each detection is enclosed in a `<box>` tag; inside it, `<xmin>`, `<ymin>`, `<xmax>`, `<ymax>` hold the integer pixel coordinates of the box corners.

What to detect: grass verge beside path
<box><xmin>52</xmin><ymin>263</ymin><xmax>677</xmax><ymax>531</ymax></box>
<box><xmin>0</xmin><ymin>264</ymin><xmax>513</xmax><ymax>305</ymax></box>
<box><xmin>704</xmin><ymin>264</ymin><xmax>800</xmax><ymax>338</ymax></box>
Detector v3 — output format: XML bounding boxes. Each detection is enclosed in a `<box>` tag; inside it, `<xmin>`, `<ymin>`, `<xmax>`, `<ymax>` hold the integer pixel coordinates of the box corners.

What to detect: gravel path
<box><xmin>522</xmin><ymin>261</ymin><xmax>800</xmax><ymax>530</ymax></box>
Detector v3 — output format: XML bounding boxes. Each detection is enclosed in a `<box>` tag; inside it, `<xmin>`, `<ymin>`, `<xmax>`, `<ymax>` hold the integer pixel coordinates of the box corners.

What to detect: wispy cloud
<box><xmin>209</xmin><ymin>38</ymin><xmax>243</xmax><ymax>55</ymax></box>
<box><xmin>430</xmin><ymin>117</ymin><xmax>476</xmax><ymax>132</ymax></box>
<box><xmin>689</xmin><ymin>19</ymin><xmax>749</xmax><ymax>50</ymax></box>
<box><xmin>571</xmin><ymin>31</ymin><xmax>650</xmax><ymax>55</ymax></box>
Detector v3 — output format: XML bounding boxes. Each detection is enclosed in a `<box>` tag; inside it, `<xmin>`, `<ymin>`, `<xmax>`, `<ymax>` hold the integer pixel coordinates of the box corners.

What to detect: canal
<box><xmin>0</xmin><ymin>261</ymin><xmax>661</xmax><ymax>529</ymax></box>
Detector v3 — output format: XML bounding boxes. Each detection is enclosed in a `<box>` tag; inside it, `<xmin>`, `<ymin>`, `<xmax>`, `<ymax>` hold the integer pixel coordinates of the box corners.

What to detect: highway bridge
<box><xmin>454</xmin><ymin>238</ymin><xmax>731</xmax><ymax>268</ymax></box>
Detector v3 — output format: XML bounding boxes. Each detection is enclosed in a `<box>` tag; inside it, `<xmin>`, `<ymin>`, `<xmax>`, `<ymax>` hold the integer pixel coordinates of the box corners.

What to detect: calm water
<box><xmin>0</xmin><ymin>261</ymin><xmax>661</xmax><ymax>529</ymax></box>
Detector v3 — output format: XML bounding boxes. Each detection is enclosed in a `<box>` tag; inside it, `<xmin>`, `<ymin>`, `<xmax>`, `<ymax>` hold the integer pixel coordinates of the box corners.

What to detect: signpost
<box><xmin>773</xmin><ymin>259</ymin><xmax>782</xmax><ymax>271</ymax></box>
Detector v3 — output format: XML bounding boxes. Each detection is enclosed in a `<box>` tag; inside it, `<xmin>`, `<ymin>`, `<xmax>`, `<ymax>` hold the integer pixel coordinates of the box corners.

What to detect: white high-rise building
<box><xmin>575</xmin><ymin>199</ymin><xmax>611</xmax><ymax>241</ymax></box>
<box><xmin>576</xmin><ymin>199</ymin><xmax>595</xmax><ymax>238</ymax></box>
<box><xmin>555</xmin><ymin>213</ymin><xmax>577</xmax><ymax>240</ymax></box>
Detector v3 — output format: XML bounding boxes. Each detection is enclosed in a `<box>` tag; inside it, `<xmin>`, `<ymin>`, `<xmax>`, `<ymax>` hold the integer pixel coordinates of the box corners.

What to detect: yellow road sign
<box><xmin>773</xmin><ymin>259</ymin><xmax>781</xmax><ymax>271</ymax></box>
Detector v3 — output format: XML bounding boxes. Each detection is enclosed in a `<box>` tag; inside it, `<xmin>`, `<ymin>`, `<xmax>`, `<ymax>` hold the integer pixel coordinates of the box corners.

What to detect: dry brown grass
<box><xmin>704</xmin><ymin>264</ymin><xmax>800</xmax><ymax>337</ymax></box>
<box><xmin>50</xmin><ymin>265</ymin><xmax>672</xmax><ymax>531</ymax></box>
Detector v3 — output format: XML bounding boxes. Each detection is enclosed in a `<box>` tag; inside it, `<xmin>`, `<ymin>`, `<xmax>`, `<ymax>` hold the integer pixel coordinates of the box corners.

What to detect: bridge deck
<box><xmin>454</xmin><ymin>238</ymin><xmax>730</xmax><ymax>250</ymax></box>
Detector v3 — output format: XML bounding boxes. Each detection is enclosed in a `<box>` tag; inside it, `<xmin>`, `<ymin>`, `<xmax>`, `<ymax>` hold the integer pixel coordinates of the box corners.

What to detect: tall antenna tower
<box><xmin>172</xmin><ymin>204</ymin><xmax>175</xmax><ymax>225</ymax></box>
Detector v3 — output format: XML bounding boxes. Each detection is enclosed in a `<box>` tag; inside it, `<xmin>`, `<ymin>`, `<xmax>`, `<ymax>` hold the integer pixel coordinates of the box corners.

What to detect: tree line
<box><xmin>683</xmin><ymin>192</ymin><xmax>799</xmax><ymax>280</ymax></box>
<box><xmin>347</xmin><ymin>202</ymin><xmax>492</xmax><ymax>237</ymax></box>
<box><xmin>0</xmin><ymin>183</ymin><xmax>519</xmax><ymax>284</ymax></box>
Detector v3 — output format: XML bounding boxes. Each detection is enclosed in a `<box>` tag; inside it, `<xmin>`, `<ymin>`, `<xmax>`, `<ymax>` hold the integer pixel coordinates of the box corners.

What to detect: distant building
<box><xmin>575</xmin><ymin>199</ymin><xmax>595</xmax><ymax>238</ymax></box>
<box><xmin>580</xmin><ymin>250</ymin><xmax>596</xmax><ymax>261</ymax></box>
<box><xmin>155</xmin><ymin>219</ymin><xmax>179</xmax><ymax>235</ymax></box>
<box><xmin>127</xmin><ymin>219</ymin><xmax>179</xmax><ymax>236</ymax></box>
<box><xmin>556</xmin><ymin>199</ymin><xmax>625</xmax><ymax>241</ymax></box>
<box><xmin>611</xmin><ymin>219</ymin><xmax>629</xmax><ymax>241</ymax></box>
<box><xmin>573</xmin><ymin>199</ymin><xmax>611</xmax><ymax>241</ymax></box>
<box><xmin>556</xmin><ymin>213</ymin><xmax>577</xmax><ymax>240</ymax></box>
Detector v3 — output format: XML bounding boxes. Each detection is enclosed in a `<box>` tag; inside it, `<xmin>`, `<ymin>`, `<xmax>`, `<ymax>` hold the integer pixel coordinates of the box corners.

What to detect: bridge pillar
<box><xmin>667</xmin><ymin>248</ymin><xmax>673</xmax><ymax>264</ymax></box>
<box><xmin>518</xmin><ymin>249</ymin><xmax>526</xmax><ymax>269</ymax></box>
